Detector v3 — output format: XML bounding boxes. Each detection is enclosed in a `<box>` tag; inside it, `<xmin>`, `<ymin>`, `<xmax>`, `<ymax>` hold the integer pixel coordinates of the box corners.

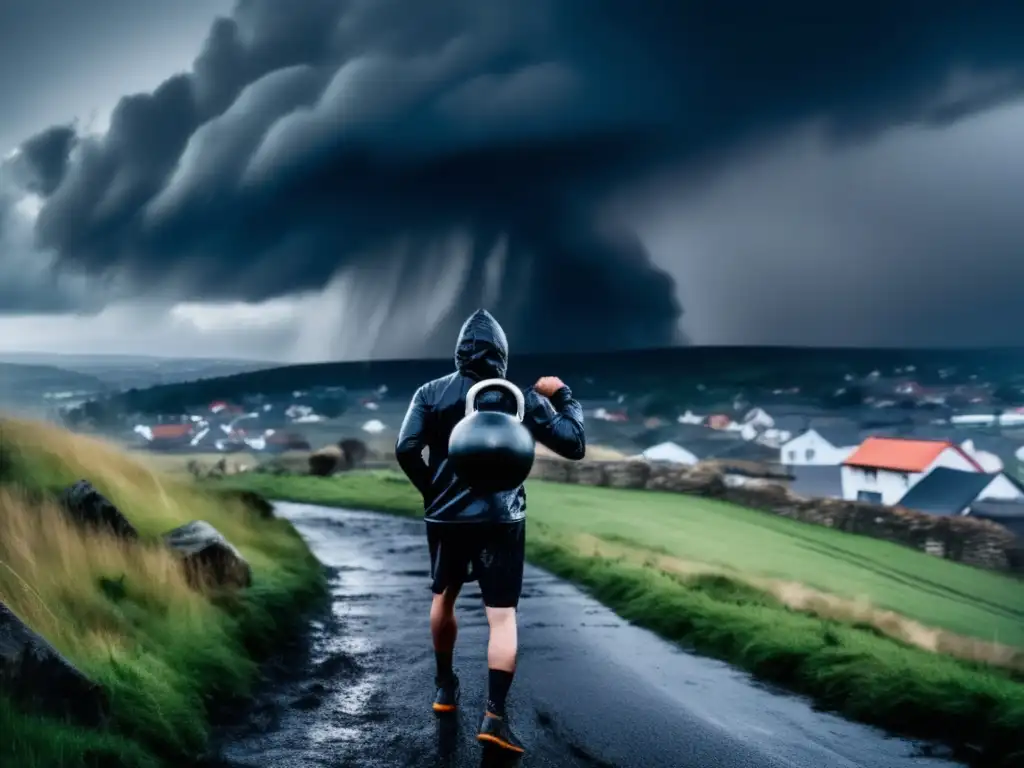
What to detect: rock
<box><xmin>308</xmin><ymin>445</ymin><xmax>343</xmax><ymax>476</ymax></box>
<box><xmin>163</xmin><ymin>521</ymin><xmax>253</xmax><ymax>589</ymax></box>
<box><xmin>0</xmin><ymin>600</ymin><xmax>109</xmax><ymax>727</ymax></box>
<box><xmin>338</xmin><ymin>438</ymin><xmax>369</xmax><ymax>469</ymax></box>
<box><xmin>59</xmin><ymin>480</ymin><xmax>138</xmax><ymax>540</ymax></box>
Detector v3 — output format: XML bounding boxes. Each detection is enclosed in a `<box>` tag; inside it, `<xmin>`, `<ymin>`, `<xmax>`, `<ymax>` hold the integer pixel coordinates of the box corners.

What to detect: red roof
<box><xmin>151</xmin><ymin>423</ymin><xmax>193</xmax><ymax>439</ymax></box>
<box><xmin>843</xmin><ymin>437</ymin><xmax>982</xmax><ymax>473</ymax></box>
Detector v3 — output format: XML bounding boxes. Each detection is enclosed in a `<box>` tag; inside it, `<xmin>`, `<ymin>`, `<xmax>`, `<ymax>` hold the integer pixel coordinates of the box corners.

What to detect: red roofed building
<box><xmin>841</xmin><ymin>436</ymin><xmax>982</xmax><ymax>505</ymax></box>
<box><xmin>148</xmin><ymin>423</ymin><xmax>195</xmax><ymax>450</ymax></box>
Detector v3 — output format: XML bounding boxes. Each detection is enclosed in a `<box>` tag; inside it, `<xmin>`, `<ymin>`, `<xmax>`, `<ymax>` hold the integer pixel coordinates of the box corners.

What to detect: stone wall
<box><xmin>529</xmin><ymin>458</ymin><xmax>1022</xmax><ymax>575</ymax></box>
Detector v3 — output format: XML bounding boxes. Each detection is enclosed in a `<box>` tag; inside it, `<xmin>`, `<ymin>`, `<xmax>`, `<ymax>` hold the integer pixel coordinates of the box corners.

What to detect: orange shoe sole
<box><xmin>476</xmin><ymin>733</ymin><xmax>525</xmax><ymax>753</ymax></box>
<box><xmin>432</xmin><ymin>702</ymin><xmax>457</xmax><ymax>713</ymax></box>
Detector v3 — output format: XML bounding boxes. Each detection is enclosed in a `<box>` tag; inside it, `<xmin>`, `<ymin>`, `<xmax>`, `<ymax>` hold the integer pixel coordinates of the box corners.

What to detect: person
<box><xmin>395</xmin><ymin>309</ymin><xmax>586</xmax><ymax>754</ymax></box>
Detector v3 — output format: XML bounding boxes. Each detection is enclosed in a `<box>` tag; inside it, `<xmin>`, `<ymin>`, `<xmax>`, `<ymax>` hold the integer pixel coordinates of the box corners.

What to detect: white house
<box><xmin>640</xmin><ymin>441</ymin><xmax>698</xmax><ymax>465</ymax></box>
<box><xmin>743</xmin><ymin>407</ymin><xmax>775</xmax><ymax>429</ymax></box>
<box><xmin>759</xmin><ymin>427</ymin><xmax>796</xmax><ymax>449</ymax></box>
<box><xmin>780</xmin><ymin>428</ymin><xmax>860</xmax><ymax>467</ymax></box>
<box><xmin>841</xmin><ymin>437</ymin><xmax>983</xmax><ymax>505</ymax></box>
<box><xmin>677</xmin><ymin>410</ymin><xmax>704</xmax><ymax>425</ymax></box>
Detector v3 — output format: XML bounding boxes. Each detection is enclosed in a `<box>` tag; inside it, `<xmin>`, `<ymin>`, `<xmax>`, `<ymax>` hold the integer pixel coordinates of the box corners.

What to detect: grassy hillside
<box><xmin>0</xmin><ymin>418</ymin><xmax>325</xmax><ymax>768</ymax></box>
<box><xmin>220</xmin><ymin>470</ymin><xmax>1024</xmax><ymax>763</ymax></box>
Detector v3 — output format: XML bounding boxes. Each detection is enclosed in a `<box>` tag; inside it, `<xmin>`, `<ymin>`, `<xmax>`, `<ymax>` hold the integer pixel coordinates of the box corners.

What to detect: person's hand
<box><xmin>534</xmin><ymin>376</ymin><xmax>566</xmax><ymax>398</ymax></box>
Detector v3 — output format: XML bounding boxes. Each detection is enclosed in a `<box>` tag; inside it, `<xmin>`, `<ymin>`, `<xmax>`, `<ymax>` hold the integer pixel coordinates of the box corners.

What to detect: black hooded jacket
<box><xmin>395</xmin><ymin>309</ymin><xmax>586</xmax><ymax>523</ymax></box>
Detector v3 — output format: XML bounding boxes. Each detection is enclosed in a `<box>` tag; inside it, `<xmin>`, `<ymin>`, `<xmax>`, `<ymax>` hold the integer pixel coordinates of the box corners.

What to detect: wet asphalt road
<box><xmin>219</xmin><ymin>503</ymin><xmax>965</xmax><ymax>768</ymax></box>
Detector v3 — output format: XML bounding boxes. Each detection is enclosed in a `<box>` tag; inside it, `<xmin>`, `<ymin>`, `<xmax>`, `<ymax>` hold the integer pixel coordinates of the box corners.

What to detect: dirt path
<box><xmin>217</xmin><ymin>503</ymin><xmax>965</xmax><ymax>768</ymax></box>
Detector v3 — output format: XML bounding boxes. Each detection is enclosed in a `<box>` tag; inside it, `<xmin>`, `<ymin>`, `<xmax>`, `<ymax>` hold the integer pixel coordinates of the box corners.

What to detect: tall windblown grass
<box><xmin>579</xmin><ymin>532</ymin><xmax>1024</xmax><ymax>673</ymax></box>
<box><xmin>0</xmin><ymin>418</ymin><xmax>325</xmax><ymax>767</ymax></box>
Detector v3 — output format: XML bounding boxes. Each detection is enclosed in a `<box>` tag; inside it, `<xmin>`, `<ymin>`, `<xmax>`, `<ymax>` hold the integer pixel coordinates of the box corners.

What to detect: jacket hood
<box><xmin>454</xmin><ymin>309</ymin><xmax>508</xmax><ymax>380</ymax></box>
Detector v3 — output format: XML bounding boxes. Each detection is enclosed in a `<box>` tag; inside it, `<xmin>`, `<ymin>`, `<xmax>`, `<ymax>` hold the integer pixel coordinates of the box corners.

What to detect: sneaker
<box><xmin>477</xmin><ymin>711</ymin><xmax>525</xmax><ymax>753</ymax></box>
<box><xmin>432</xmin><ymin>675</ymin><xmax>459</xmax><ymax>714</ymax></box>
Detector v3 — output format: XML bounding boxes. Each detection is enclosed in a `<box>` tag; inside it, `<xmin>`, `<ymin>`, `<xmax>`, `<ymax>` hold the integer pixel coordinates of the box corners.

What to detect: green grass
<box><xmin>547</xmin><ymin>483</ymin><xmax>1024</xmax><ymax>648</ymax></box>
<box><xmin>0</xmin><ymin>419</ymin><xmax>326</xmax><ymax>767</ymax></box>
<box><xmin>221</xmin><ymin>470</ymin><xmax>1024</xmax><ymax>764</ymax></box>
<box><xmin>224</xmin><ymin>470</ymin><xmax>1024</xmax><ymax>646</ymax></box>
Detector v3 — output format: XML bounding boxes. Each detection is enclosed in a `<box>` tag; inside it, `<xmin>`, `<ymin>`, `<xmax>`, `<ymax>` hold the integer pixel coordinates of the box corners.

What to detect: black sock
<box><xmin>435</xmin><ymin>650</ymin><xmax>454</xmax><ymax>683</ymax></box>
<box><xmin>486</xmin><ymin>668</ymin><xmax>514</xmax><ymax>716</ymax></box>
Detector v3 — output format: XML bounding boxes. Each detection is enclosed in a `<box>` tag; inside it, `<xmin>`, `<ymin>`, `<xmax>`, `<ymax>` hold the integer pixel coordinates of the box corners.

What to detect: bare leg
<box><xmin>485</xmin><ymin>606</ymin><xmax>517</xmax><ymax>673</ymax></box>
<box><xmin>484</xmin><ymin>606</ymin><xmax>518</xmax><ymax>721</ymax></box>
<box><xmin>431</xmin><ymin>584</ymin><xmax>461</xmax><ymax>681</ymax></box>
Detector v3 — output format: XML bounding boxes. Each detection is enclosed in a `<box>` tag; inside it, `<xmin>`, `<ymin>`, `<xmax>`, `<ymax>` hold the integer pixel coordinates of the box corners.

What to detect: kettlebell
<box><xmin>448</xmin><ymin>378</ymin><xmax>535</xmax><ymax>493</ymax></box>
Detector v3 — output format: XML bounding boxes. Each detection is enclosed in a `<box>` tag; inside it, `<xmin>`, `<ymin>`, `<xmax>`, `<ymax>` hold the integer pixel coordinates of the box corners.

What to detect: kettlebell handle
<box><xmin>465</xmin><ymin>378</ymin><xmax>525</xmax><ymax>422</ymax></box>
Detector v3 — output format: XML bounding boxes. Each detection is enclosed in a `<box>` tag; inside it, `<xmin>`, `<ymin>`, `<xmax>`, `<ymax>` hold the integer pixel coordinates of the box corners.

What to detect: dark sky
<box><xmin>1</xmin><ymin>0</ymin><xmax>1024</xmax><ymax>360</ymax></box>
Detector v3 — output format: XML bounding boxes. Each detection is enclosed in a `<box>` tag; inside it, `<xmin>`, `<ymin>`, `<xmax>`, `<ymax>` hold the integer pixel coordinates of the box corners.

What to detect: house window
<box><xmin>857</xmin><ymin>491</ymin><xmax>883</xmax><ymax>504</ymax></box>
<box><xmin>863</xmin><ymin>468</ymin><xmax>878</xmax><ymax>480</ymax></box>
<box><xmin>787</xmin><ymin>450</ymin><xmax>796</xmax><ymax>461</ymax></box>
<box><xmin>900</xmin><ymin>472</ymin><xmax>909</xmax><ymax>485</ymax></box>
<box><xmin>805</xmin><ymin>448</ymin><xmax>815</xmax><ymax>461</ymax></box>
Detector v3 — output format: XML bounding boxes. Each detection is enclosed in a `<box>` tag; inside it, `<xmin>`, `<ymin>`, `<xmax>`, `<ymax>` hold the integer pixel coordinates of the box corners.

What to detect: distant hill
<box><xmin>0</xmin><ymin>362</ymin><xmax>108</xmax><ymax>404</ymax></box>
<box><xmin>0</xmin><ymin>353</ymin><xmax>277</xmax><ymax>390</ymax></box>
<box><xmin>80</xmin><ymin>346</ymin><xmax>1024</xmax><ymax>416</ymax></box>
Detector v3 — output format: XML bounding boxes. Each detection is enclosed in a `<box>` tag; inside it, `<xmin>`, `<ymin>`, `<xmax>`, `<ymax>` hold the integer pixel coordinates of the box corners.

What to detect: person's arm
<box><xmin>395</xmin><ymin>385</ymin><xmax>433</xmax><ymax>498</ymax></box>
<box><xmin>524</xmin><ymin>377</ymin><xmax>586</xmax><ymax>461</ymax></box>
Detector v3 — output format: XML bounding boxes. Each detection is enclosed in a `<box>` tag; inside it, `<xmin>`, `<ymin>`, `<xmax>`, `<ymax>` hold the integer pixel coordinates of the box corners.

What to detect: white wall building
<box><xmin>840</xmin><ymin>437</ymin><xmax>982</xmax><ymax>505</ymax></box>
<box><xmin>780</xmin><ymin>429</ymin><xmax>859</xmax><ymax>466</ymax></box>
<box><xmin>743</xmin><ymin>407</ymin><xmax>775</xmax><ymax>429</ymax></box>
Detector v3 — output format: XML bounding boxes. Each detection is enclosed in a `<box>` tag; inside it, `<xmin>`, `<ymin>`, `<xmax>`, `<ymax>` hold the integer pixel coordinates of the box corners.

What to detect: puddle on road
<box><xmin>308</xmin><ymin>723</ymin><xmax>365</xmax><ymax>745</ymax></box>
<box><xmin>320</xmin><ymin>632</ymin><xmax>376</xmax><ymax>657</ymax></box>
<box><xmin>323</xmin><ymin>674</ymin><xmax>381</xmax><ymax>719</ymax></box>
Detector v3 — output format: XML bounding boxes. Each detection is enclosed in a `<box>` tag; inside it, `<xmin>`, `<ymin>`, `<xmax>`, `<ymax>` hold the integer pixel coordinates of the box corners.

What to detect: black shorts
<box><xmin>426</xmin><ymin>521</ymin><xmax>525</xmax><ymax>608</ymax></box>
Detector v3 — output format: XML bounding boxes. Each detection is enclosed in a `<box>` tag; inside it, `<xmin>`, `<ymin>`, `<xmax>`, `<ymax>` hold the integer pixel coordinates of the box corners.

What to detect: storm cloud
<box><xmin>8</xmin><ymin>0</ymin><xmax>1024</xmax><ymax>355</ymax></box>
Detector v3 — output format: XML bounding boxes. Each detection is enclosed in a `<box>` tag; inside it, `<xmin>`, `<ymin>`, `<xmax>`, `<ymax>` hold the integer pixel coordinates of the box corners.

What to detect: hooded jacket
<box><xmin>395</xmin><ymin>309</ymin><xmax>586</xmax><ymax>523</ymax></box>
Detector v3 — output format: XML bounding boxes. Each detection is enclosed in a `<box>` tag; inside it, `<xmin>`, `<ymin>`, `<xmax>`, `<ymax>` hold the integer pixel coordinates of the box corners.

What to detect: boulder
<box><xmin>163</xmin><ymin>521</ymin><xmax>252</xmax><ymax>589</ymax></box>
<box><xmin>339</xmin><ymin>438</ymin><xmax>369</xmax><ymax>469</ymax></box>
<box><xmin>308</xmin><ymin>445</ymin><xmax>343</xmax><ymax>476</ymax></box>
<box><xmin>0</xmin><ymin>600</ymin><xmax>108</xmax><ymax>727</ymax></box>
<box><xmin>59</xmin><ymin>480</ymin><xmax>138</xmax><ymax>540</ymax></box>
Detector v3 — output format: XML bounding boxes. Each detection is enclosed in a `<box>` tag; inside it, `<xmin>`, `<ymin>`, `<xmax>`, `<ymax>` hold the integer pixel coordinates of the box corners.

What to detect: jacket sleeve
<box><xmin>395</xmin><ymin>385</ymin><xmax>433</xmax><ymax>497</ymax></box>
<box><xmin>524</xmin><ymin>385</ymin><xmax>586</xmax><ymax>461</ymax></box>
